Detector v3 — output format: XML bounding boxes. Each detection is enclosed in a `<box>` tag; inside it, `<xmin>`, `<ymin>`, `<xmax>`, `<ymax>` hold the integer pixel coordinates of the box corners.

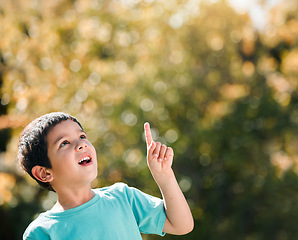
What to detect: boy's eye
<box><xmin>60</xmin><ymin>140</ymin><xmax>69</xmax><ymax>147</ymax></box>
<box><xmin>80</xmin><ymin>134</ymin><xmax>87</xmax><ymax>140</ymax></box>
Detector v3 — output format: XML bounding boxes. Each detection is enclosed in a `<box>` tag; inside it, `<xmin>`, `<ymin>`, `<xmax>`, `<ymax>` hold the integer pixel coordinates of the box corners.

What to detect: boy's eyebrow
<box><xmin>52</xmin><ymin>129</ymin><xmax>85</xmax><ymax>146</ymax></box>
<box><xmin>53</xmin><ymin>135</ymin><xmax>65</xmax><ymax>146</ymax></box>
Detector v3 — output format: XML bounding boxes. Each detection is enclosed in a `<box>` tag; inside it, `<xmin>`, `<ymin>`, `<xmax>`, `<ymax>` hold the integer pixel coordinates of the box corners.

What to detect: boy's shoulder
<box><xmin>23</xmin><ymin>212</ymin><xmax>56</xmax><ymax>239</ymax></box>
<box><xmin>95</xmin><ymin>182</ymin><xmax>150</xmax><ymax>200</ymax></box>
<box><xmin>97</xmin><ymin>181</ymin><xmax>127</xmax><ymax>191</ymax></box>
<box><xmin>95</xmin><ymin>182</ymin><xmax>129</xmax><ymax>194</ymax></box>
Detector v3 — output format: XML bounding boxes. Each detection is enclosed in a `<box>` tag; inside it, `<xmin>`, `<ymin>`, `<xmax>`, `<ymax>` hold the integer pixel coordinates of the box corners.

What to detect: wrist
<box><xmin>152</xmin><ymin>169</ymin><xmax>176</xmax><ymax>187</ymax></box>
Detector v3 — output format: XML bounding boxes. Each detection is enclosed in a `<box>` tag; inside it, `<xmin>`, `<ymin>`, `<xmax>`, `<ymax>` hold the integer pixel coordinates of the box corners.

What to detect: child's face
<box><xmin>46</xmin><ymin>119</ymin><xmax>97</xmax><ymax>190</ymax></box>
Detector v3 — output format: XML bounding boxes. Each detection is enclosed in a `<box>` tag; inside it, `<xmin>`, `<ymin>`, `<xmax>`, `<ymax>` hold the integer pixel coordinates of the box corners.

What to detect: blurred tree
<box><xmin>1</xmin><ymin>0</ymin><xmax>298</xmax><ymax>239</ymax></box>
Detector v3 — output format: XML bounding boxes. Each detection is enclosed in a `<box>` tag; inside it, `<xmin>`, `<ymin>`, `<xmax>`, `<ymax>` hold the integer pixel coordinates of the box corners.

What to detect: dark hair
<box><xmin>18</xmin><ymin>112</ymin><xmax>83</xmax><ymax>192</ymax></box>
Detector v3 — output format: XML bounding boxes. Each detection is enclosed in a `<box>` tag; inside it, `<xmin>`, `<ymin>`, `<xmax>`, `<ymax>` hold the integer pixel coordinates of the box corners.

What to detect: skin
<box><xmin>144</xmin><ymin>122</ymin><xmax>194</xmax><ymax>235</ymax></box>
<box><xmin>32</xmin><ymin>120</ymin><xmax>98</xmax><ymax>211</ymax></box>
<box><xmin>33</xmin><ymin>120</ymin><xmax>194</xmax><ymax>234</ymax></box>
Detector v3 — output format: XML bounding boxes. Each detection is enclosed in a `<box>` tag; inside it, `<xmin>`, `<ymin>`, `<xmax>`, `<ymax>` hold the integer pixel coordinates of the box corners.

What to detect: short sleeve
<box><xmin>119</xmin><ymin>183</ymin><xmax>166</xmax><ymax>236</ymax></box>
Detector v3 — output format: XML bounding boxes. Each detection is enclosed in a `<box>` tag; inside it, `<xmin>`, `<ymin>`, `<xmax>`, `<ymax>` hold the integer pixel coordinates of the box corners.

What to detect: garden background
<box><xmin>1</xmin><ymin>0</ymin><xmax>298</xmax><ymax>239</ymax></box>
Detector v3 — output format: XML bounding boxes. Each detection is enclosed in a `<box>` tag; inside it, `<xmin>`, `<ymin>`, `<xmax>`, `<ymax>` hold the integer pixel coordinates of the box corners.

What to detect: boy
<box><xmin>19</xmin><ymin>112</ymin><xmax>193</xmax><ymax>239</ymax></box>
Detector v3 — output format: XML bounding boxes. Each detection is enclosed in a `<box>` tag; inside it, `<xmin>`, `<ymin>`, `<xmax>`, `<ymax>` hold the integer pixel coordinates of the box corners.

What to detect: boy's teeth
<box><xmin>79</xmin><ymin>157</ymin><xmax>91</xmax><ymax>164</ymax></box>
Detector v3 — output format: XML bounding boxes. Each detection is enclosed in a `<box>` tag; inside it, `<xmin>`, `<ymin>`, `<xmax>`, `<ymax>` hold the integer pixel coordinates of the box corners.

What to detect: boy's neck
<box><xmin>51</xmin><ymin>186</ymin><xmax>95</xmax><ymax>212</ymax></box>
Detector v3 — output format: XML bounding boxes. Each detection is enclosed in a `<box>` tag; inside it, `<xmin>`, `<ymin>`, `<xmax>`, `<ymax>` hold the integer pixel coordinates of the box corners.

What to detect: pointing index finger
<box><xmin>144</xmin><ymin>122</ymin><xmax>153</xmax><ymax>147</ymax></box>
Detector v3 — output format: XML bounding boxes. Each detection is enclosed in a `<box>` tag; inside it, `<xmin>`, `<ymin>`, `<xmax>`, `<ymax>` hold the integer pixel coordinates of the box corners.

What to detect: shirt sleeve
<box><xmin>23</xmin><ymin>219</ymin><xmax>51</xmax><ymax>240</ymax></box>
<box><xmin>118</xmin><ymin>183</ymin><xmax>167</xmax><ymax>236</ymax></box>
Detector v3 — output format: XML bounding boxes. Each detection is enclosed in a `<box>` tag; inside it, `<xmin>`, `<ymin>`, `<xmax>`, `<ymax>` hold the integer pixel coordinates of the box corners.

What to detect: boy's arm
<box><xmin>144</xmin><ymin>123</ymin><xmax>194</xmax><ymax>235</ymax></box>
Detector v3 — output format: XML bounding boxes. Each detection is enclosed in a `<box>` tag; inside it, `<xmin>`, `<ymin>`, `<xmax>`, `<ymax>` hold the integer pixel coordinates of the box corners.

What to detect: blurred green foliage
<box><xmin>1</xmin><ymin>0</ymin><xmax>298</xmax><ymax>239</ymax></box>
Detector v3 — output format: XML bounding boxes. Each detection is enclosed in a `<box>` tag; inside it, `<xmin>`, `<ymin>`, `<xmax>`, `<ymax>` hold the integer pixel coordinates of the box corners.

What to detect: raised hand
<box><xmin>144</xmin><ymin>122</ymin><xmax>194</xmax><ymax>235</ymax></box>
<box><xmin>144</xmin><ymin>122</ymin><xmax>174</xmax><ymax>177</ymax></box>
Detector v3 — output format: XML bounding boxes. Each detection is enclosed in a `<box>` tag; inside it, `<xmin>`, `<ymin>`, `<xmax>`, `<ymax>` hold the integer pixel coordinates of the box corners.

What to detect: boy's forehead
<box><xmin>47</xmin><ymin>120</ymin><xmax>83</xmax><ymax>142</ymax></box>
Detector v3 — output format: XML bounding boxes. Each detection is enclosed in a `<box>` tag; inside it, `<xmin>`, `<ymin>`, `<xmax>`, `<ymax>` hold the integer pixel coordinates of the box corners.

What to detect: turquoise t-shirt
<box><xmin>23</xmin><ymin>183</ymin><xmax>166</xmax><ymax>240</ymax></box>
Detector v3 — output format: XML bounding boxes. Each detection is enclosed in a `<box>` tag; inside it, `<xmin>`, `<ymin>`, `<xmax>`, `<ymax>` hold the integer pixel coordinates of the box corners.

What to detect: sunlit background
<box><xmin>1</xmin><ymin>0</ymin><xmax>298</xmax><ymax>239</ymax></box>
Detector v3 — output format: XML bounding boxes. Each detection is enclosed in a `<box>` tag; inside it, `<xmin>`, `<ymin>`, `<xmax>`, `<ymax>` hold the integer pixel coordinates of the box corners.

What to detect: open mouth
<box><xmin>78</xmin><ymin>156</ymin><xmax>92</xmax><ymax>166</ymax></box>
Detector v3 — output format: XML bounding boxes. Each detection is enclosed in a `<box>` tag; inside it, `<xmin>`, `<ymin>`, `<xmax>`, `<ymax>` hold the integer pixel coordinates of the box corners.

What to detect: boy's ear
<box><xmin>32</xmin><ymin>166</ymin><xmax>54</xmax><ymax>183</ymax></box>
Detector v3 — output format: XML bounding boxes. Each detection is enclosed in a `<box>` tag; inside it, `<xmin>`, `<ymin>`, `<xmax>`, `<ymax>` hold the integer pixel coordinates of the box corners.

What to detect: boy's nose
<box><xmin>76</xmin><ymin>141</ymin><xmax>87</xmax><ymax>151</ymax></box>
